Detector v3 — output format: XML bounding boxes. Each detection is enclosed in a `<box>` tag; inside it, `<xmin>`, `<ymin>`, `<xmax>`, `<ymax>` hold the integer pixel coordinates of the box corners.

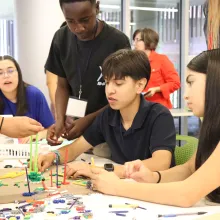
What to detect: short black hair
<box><xmin>59</xmin><ymin>0</ymin><xmax>95</xmax><ymax>7</ymax></box>
<box><xmin>102</xmin><ymin>49</ymin><xmax>151</xmax><ymax>84</ymax></box>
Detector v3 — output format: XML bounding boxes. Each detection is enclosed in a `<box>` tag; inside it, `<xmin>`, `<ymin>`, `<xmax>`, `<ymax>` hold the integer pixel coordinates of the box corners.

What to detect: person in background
<box><xmin>0</xmin><ymin>56</ymin><xmax>54</xmax><ymax>143</ymax></box>
<box><xmin>133</xmin><ymin>28</ymin><xmax>180</xmax><ymax>109</ymax></box>
<box><xmin>0</xmin><ymin>116</ymin><xmax>44</xmax><ymax>138</ymax></box>
<box><xmin>46</xmin><ymin>21</ymin><xmax>67</xmax><ymax>119</ymax></box>
<box><xmin>80</xmin><ymin>49</ymin><xmax>220</xmax><ymax>207</ymax></box>
<box><xmin>203</xmin><ymin>0</ymin><xmax>220</xmax><ymax>49</ymax></box>
<box><xmin>45</xmin><ymin>0</ymin><xmax>131</xmax><ymax>146</ymax></box>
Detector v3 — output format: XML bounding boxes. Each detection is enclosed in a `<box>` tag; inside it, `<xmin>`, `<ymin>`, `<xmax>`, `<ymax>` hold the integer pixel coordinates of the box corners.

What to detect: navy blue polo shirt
<box><xmin>83</xmin><ymin>96</ymin><xmax>176</xmax><ymax>166</ymax></box>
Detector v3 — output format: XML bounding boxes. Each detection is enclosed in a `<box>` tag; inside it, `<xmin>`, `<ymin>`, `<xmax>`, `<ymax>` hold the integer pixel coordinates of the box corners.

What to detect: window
<box><xmin>0</xmin><ymin>0</ymin><xmax>15</xmax><ymax>56</ymax></box>
<box><xmin>0</xmin><ymin>19</ymin><xmax>14</xmax><ymax>56</ymax></box>
<box><xmin>99</xmin><ymin>0</ymin><xmax>122</xmax><ymax>31</ymax></box>
<box><xmin>130</xmin><ymin>0</ymin><xmax>181</xmax><ymax>108</ymax></box>
<box><xmin>189</xmin><ymin>0</ymin><xmax>207</xmax><ymax>55</ymax></box>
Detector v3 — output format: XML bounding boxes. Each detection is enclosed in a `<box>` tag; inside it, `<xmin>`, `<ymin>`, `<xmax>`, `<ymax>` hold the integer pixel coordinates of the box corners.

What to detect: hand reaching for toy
<box><xmin>86</xmin><ymin>168</ymin><xmax>121</xmax><ymax>195</ymax></box>
<box><xmin>66</xmin><ymin>162</ymin><xmax>91</xmax><ymax>179</ymax></box>
<box><xmin>124</xmin><ymin>160</ymin><xmax>159</xmax><ymax>183</ymax></box>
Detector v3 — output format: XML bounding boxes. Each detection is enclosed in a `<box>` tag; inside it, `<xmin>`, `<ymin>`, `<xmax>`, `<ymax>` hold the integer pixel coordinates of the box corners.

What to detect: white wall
<box><xmin>14</xmin><ymin>0</ymin><xmax>64</xmax><ymax>102</ymax></box>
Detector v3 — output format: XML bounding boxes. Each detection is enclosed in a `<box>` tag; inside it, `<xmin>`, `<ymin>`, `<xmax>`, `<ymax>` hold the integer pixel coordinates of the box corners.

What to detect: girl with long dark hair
<box><xmin>0</xmin><ymin>56</ymin><xmax>54</xmax><ymax>143</ymax></box>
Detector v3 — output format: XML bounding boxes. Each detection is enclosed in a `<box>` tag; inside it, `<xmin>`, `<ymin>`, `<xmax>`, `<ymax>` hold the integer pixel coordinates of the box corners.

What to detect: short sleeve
<box><xmin>35</xmin><ymin>91</ymin><xmax>55</xmax><ymax>128</ymax></box>
<box><xmin>45</xmin><ymin>32</ymin><xmax>66</xmax><ymax>78</ymax></box>
<box><xmin>83</xmin><ymin>112</ymin><xmax>106</xmax><ymax>147</ymax></box>
<box><xmin>149</xmin><ymin>111</ymin><xmax>176</xmax><ymax>154</ymax></box>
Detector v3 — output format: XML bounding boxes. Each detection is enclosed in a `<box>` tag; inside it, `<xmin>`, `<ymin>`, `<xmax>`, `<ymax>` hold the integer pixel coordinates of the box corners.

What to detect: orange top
<box><xmin>144</xmin><ymin>51</ymin><xmax>181</xmax><ymax>109</ymax></box>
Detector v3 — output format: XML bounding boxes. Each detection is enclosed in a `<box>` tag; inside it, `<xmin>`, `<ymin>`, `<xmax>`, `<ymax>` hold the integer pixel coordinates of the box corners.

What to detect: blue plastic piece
<box><xmin>53</xmin><ymin>200</ymin><xmax>59</xmax><ymax>204</ymax></box>
<box><xmin>53</xmin><ymin>199</ymin><xmax>65</xmax><ymax>204</ymax></box>
<box><xmin>60</xmin><ymin>210</ymin><xmax>70</xmax><ymax>214</ymax></box>
<box><xmin>22</xmin><ymin>192</ymin><xmax>36</xmax><ymax>197</ymax></box>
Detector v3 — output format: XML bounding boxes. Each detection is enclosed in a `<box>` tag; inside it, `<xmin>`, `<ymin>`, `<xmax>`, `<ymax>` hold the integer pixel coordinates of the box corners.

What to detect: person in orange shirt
<box><xmin>133</xmin><ymin>28</ymin><xmax>180</xmax><ymax>109</ymax></box>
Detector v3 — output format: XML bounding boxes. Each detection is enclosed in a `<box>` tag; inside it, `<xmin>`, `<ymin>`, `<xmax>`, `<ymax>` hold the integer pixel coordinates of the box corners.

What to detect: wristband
<box><xmin>155</xmin><ymin>171</ymin><xmax>161</xmax><ymax>183</ymax></box>
<box><xmin>0</xmin><ymin>117</ymin><xmax>4</xmax><ymax>131</ymax></box>
<box><xmin>51</xmin><ymin>150</ymin><xmax>61</xmax><ymax>165</ymax></box>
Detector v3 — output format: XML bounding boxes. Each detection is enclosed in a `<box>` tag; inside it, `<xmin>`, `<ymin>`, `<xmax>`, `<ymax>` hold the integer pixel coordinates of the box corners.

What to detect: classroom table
<box><xmin>170</xmin><ymin>109</ymin><xmax>194</xmax><ymax>117</ymax></box>
<box><xmin>170</xmin><ymin>108</ymin><xmax>194</xmax><ymax>135</ymax></box>
<box><xmin>0</xmin><ymin>151</ymin><xmax>219</xmax><ymax>220</ymax></box>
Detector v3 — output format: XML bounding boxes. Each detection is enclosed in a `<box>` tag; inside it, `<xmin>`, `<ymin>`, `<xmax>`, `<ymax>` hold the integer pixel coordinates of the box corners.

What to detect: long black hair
<box><xmin>0</xmin><ymin>55</ymin><xmax>28</xmax><ymax>116</ymax></box>
<box><xmin>187</xmin><ymin>48</ymin><xmax>220</xmax><ymax>203</ymax></box>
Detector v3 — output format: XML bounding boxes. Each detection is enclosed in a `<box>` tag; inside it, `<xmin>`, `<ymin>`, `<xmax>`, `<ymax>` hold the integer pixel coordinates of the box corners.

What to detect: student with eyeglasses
<box><xmin>133</xmin><ymin>28</ymin><xmax>180</xmax><ymax>109</ymax></box>
<box><xmin>0</xmin><ymin>56</ymin><xmax>54</xmax><ymax>143</ymax></box>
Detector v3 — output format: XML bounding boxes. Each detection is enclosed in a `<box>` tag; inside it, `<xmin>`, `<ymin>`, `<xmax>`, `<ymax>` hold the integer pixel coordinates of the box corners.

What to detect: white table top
<box><xmin>0</xmin><ymin>150</ymin><xmax>219</xmax><ymax>219</ymax></box>
<box><xmin>0</xmin><ymin>194</ymin><xmax>219</xmax><ymax>220</ymax></box>
<box><xmin>170</xmin><ymin>109</ymin><xmax>194</xmax><ymax>117</ymax></box>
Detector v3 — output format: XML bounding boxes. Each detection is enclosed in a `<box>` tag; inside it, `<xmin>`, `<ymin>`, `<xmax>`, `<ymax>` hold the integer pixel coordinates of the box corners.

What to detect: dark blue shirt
<box><xmin>83</xmin><ymin>96</ymin><xmax>176</xmax><ymax>165</ymax></box>
<box><xmin>0</xmin><ymin>85</ymin><xmax>54</xmax><ymax>128</ymax></box>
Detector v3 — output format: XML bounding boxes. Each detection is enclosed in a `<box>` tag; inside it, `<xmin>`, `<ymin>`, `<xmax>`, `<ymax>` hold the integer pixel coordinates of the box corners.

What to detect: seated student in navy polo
<box><xmin>0</xmin><ymin>56</ymin><xmax>54</xmax><ymax>143</ymax></box>
<box><xmin>83</xmin><ymin>95</ymin><xmax>175</xmax><ymax>166</ymax></box>
<box><xmin>37</xmin><ymin>49</ymin><xmax>176</xmax><ymax>178</ymax></box>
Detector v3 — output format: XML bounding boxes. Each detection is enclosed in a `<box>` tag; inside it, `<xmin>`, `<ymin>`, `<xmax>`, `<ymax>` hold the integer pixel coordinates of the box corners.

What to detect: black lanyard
<box><xmin>75</xmin><ymin>20</ymin><xmax>99</xmax><ymax>99</ymax></box>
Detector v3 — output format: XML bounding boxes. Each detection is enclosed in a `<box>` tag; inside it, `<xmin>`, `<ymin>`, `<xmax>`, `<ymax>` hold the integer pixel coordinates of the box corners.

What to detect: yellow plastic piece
<box><xmin>72</xmin><ymin>181</ymin><xmax>87</xmax><ymax>187</ymax></box>
<box><xmin>0</xmin><ymin>171</ymin><xmax>25</xmax><ymax>179</ymax></box>
<box><xmin>91</xmin><ymin>157</ymin><xmax>95</xmax><ymax>167</ymax></box>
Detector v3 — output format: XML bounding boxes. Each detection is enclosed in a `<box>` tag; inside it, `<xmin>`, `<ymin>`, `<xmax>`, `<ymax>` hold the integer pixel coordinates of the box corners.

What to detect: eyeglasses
<box><xmin>0</xmin><ymin>69</ymin><xmax>17</xmax><ymax>78</ymax></box>
<box><xmin>133</xmin><ymin>38</ymin><xmax>143</xmax><ymax>43</ymax></box>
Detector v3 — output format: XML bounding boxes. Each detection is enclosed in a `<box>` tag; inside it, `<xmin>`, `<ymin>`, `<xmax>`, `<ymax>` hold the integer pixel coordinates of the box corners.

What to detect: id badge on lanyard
<box><xmin>66</xmin><ymin>20</ymin><xmax>98</xmax><ymax>118</ymax></box>
<box><xmin>66</xmin><ymin>96</ymin><xmax>88</xmax><ymax>118</ymax></box>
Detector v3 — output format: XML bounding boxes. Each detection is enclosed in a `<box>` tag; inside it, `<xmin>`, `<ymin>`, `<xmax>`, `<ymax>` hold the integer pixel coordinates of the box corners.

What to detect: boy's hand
<box><xmin>36</xmin><ymin>153</ymin><xmax>55</xmax><ymax>172</ymax></box>
<box><xmin>66</xmin><ymin>162</ymin><xmax>91</xmax><ymax>179</ymax></box>
<box><xmin>47</xmin><ymin>124</ymin><xmax>63</xmax><ymax>146</ymax></box>
<box><xmin>62</xmin><ymin>116</ymin><xmax>91</xmax><ymax>140</ymax></box>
